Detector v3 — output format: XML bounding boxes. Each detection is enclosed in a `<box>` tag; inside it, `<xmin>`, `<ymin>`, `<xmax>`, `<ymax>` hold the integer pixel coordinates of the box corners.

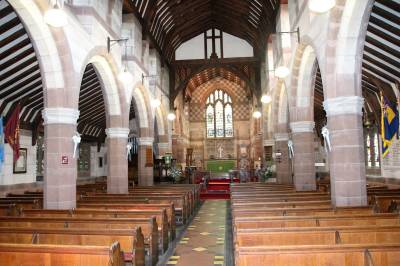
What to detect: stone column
<box><xmin>105</xmin><ymin>128</ymin><xmax>130</xmax><ymax>194</ymax></box>
<box><xmin>323</xmin><ymin>96</ymin><xmax>367</xmax><ymax>206</ymax></box>
<box><xmin>138</xmin><ymin>137</ymin><xmax>154</xmax><ymax>186</ymax></box>
<box><xmin>274</xmin><ymin>133</ymin><xmax>292</xmax><ymax>184</ymax></box>
<box><xmin>42</xmin><ymin>108</ymin><xmax>79</xmax><ymax>209</ymax></box>
<box><xmin>290</xmin><ymin>121</ymin><xmax>316</xmax><ymax>191</ymax></box>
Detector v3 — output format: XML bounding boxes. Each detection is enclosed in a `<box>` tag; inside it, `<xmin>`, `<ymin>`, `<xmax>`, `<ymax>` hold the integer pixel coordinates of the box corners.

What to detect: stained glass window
<box><xmin>205</xmin><ymin>90</ymin><xmax>234</xmax><ymax>138</ymax></box>
<box><xmin>366</xmin><ymin>135</ymin><xmax>372</xmax><ymax>167</ymax></box>
<box><xmin>206</xmin><ymin>105</ymin><xmax>215</xmax><ymax>137</ymax></box>
<box><xmin>374</xmin><ymin>133</ymin><xmax>380</xmax><ymax>167</ymax></box>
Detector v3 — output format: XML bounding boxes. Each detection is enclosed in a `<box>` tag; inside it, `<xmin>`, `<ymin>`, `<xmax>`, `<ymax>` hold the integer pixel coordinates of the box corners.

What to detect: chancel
<box><xmin>0</xmin><ymin>0</ymin><xmax>399</xmax><ymax>266</ymax></box>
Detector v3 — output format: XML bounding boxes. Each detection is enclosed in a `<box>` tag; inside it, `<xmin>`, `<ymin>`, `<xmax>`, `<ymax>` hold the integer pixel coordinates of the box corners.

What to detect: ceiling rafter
<box><xmin>124</xmin><ymin>0</ymin><xmax>279</xmax><ymax>63</ymax></box>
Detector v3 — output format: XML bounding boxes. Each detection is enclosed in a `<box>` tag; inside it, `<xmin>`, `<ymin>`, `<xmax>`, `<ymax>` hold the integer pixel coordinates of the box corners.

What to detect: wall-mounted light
<box><xmin>309</xmin><ymin>0</ymin><xmax>335</xmax><ymax>13</ymax></box>
<box><xmin>118</xmin><ymin>70</ymin><xmax>133</xmax><ymax>84</ymax></box>
<box><xmin>151</xmin><ymin>98</ymin><xmax>161</xmax><ymax>108</ymax></box>
<box><xmin>44</xmin><ymin>1</ymin><xmax>68</xmax><ymax>27</ymax></box>
<box><xmin>261</xmin><ymin>95</ymin><xmax>272</xmax><ymax>104</ymax></box>
<box><xmin>274</xmin><ymin>66</ymin><xmax>290</xmax><ymax>79</ymax></box>
<box><xmin>167</xmin><ymin>112</ymin><xmax>176</xmax><ymax>121</ymax></box>
<box><xmin>107</xmin><ymin>37</ymin><xmax>133</xmax><ymax>84</ymax></box>
<box><xmin>252</xmin><ymin>110</ymin><xmax>262</xmax><ymax>119</ymax></box>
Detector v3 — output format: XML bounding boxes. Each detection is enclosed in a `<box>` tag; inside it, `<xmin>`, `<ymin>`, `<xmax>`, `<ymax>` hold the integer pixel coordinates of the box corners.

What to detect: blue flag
<box><xmin>381</xmin><ymin>96</ymin><xmax>399</xmax><ymax>158</ymax></box>
<box><xmin>0</xmin><ymin>116</ymin><xmax>4</xmax><ymax>172</ymax></box>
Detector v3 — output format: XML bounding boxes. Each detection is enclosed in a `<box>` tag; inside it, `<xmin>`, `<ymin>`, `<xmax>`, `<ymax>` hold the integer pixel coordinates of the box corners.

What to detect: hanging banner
<box><xmin>4</xmin><ymin>103</ymin><xmax>21</xmax><ymax>161</ymax></box>
<box><xmin>145</xmin><ymin>147</ymin><xmax>153</xmax><ymax>167</ymax></box>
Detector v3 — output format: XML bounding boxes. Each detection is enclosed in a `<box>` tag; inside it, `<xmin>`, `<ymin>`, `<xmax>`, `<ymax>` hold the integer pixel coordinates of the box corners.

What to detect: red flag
<box><xmin>4</xmin><ymin>103</ymin><xmax>21</xmax><ymax>161</ymax></box>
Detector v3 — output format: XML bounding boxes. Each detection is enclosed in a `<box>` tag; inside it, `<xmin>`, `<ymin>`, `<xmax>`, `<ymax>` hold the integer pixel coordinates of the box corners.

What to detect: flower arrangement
<box><xmin>259</xmin><ymin>161</ymin><xmax>273</xmax><ymax>182</ymax></box>
<box><xmin>170</xmin><ymin>166</ymin><xmax>183</xmax><ymax>183</ymax></box>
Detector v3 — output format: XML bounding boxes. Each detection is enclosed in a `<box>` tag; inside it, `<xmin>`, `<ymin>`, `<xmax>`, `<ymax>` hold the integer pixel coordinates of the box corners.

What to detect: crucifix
<box><xmin>218</xmin><ymin>146</ymin><xmax>223</xmax><ymax>159</ymax></box>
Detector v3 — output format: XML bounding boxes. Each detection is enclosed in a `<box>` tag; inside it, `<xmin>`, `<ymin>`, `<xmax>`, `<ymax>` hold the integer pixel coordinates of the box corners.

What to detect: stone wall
<box><xmin>0</xmin><ymin>130</ymin><xmax>37</xmax><ymax>186</ymax></box>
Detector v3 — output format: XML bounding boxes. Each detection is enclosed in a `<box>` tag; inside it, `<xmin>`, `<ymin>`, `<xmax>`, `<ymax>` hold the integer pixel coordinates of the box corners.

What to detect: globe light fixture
<box><xmin>308</xmin><ymin>0</ymin><xmax>335</xmax><ymax>13</ymax></box>
<box><xmin>261</xmin><ymin>95</ymin><xmax>272</xmax><ymax>104</ymax></box>
<box><xmin>252</xmin><ymin>110</ymin><xmax>262</xmax><ymax>119</ymax></box>
<box><xmin>151</xmin><ymin>98</ymin><xmax>161</xmax><ymax>108</ymax></box>
<box><xmin>44</xmin><ymin>3</ymin><xmax>68</xmax><ymax>28</ymax></box>
<box><xmin>167</xmin><ymin>112</ymin><xmax>176</xmax><ymax>121</ymax></box>
<box><xmin>274</xmin><ymin>66</ymin><xmax>290</xmax><ymax>79</ymax></box>
<box><xmin>118</xmin><ymin>69</ymin><xmax>133</xmax><ymax>84</ymax></box>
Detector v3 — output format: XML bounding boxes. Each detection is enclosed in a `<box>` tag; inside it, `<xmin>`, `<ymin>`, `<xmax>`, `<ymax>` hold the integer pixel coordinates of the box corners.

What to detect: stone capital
<box><xmin>138</xmin><ymin>137</ymin><xmax>154</xmax><ymax>146</ymax></box>
<box><xmin>42</xmin><ymin>108</ymin><xmax>79</xmax><ymax>125</ymax></box>
<box><xmin>290</xmin><ymin>121</ymin><xmax>315</xmax><ymax>133</ymax></box>
<box><xmin>323</xmin><ymin>96</ymin><xmax>364</xmax><ymax>117</ymax></box>
<box><xmin>274</xmin><ymin>133</ymin><xmax>290</xmax><ymax>141</ymax></box>
<box><xmin>105</xmin><ymin>128</ymin><xmax>130</xmax><ymax>138</ymax></box>
<box><xmin>263</xmin><ymin>139</ymin><xmax>275</xmax><ymax>146</ymax></box>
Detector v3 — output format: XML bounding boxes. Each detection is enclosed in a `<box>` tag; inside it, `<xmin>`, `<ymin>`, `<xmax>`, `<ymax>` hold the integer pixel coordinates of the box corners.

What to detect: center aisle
<box><xmin>164</xmin><ymin>200</ymin><xmax>232</xmax><ymax>266</ymax></box>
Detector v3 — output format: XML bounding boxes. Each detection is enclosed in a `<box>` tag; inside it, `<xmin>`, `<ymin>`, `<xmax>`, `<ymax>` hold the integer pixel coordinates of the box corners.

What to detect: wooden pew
<box><xmin>231</xmin><ymin>195</ymin><xmax>331</xmax><ymax>203</ymax></box>
<box><xmin>232</xmin><ymin>200</ymin><xmax>332</xmax><ymax>209</ymax></box>
<box><xmin>372</xmin><ymin>195</ymin><xmax>400</xmax><ymax>213</ymax></box>
<box><xmin>79</xmin><ymin>196</ymin><xmax>185</xmax><ymax>224</ymax></box>
<box><xmin>233</xmin><ymin>213</ymin><xmax>400</xmax><ymax>230</ymax></box>
<box><xmin>0</xmin><ymin>215</ymin><xmax>159</xmax><ymax>262</ymax></box>
<box><xmin>232</xmin><ymin>206</ymin><xmax>374</xmax><ymax>217</ymax></box>
<box><xmin>0</xmin><ymin>227</ymin><xmax>146</xmax><ymax>266</ymax></box>
<box><xmin>17</xmin><ymin>208</ymin><xmax>172</xmax><ymax>252</ymax></box>
<box><xmin>0</xmin><ymin>198</ymin><xmax>42</xmax><ymax>209</ymax></box>
<box><xmin>231</xmin><ymin>183</ymin><xmax>400</xmax><ymax>266</ymax></box>
<box><xmin>235</xmin><ymin>225</ymin><xmax>400</xmax><ymax>246</ymax></box>
<box><xmin>0</xmin><ymin>242</ymin><xmax>124</xmax><ymax>266</ymax></box>
<box><xmin>236</xmin><ymin>244</ymin><xmax>400</xmax><ymax>266</ymax></box>
<box><xmin>76</xmin><ymin>202</ymin><xmax>176</xmax><ymax>237</ymax></box>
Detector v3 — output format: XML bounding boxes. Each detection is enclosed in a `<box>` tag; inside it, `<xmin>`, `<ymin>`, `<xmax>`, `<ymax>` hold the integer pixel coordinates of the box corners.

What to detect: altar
<box><xmin>205</xmin><ymin>159</ymin><xmax>237</xmax><ymax>173</ymax></box>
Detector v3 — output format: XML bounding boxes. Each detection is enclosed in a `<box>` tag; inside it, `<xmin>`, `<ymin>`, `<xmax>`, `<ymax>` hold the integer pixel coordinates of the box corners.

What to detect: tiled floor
<box><xmin>165</xmin><ymin>200</ymin><xmax>230</xmax><ymax>266</ymax></box>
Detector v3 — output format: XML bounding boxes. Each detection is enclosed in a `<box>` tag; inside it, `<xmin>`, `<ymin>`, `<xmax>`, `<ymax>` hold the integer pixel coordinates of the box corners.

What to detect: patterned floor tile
<box><xmin>165</xmin><ymin>200</ymin><xmax>228</xmax><ymax>266</ymax></box>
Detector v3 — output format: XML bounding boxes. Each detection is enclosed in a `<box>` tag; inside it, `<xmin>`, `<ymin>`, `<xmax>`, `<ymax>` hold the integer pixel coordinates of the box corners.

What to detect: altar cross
<box><xmin>218</xmin><ymin>146</ymin><xmax>223</xmax><ymax>159</ymax></box>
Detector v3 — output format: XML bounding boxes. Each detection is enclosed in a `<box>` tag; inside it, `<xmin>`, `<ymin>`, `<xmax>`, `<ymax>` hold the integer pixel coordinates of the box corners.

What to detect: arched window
<box><xmin>206</xmin><ymin>90</ymin><xmax>233</xmax><ymax>138</ymax></box>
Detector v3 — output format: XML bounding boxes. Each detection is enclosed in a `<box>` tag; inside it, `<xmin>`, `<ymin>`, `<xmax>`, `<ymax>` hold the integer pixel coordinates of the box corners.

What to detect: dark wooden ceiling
<box><xmin>0</xmin><ymin>0</ymin><xmax>43</xmax><ymax>127</ymax></box>
<box><xmin>77</xmin><ymin>64</ymin><xmax>106</xmax><ymax>139</ymax></box>
<box><xmin>123</xmin><ymin>0</ymin><xmax>280</xmax><ymax>62</ymax></box>
<box><xmin>313</xmin><ymin>64</ymin><xmax>326</xmax><ymax>139</ymax></box>
<box><xmin>361</xmin><ymin>0</ymin><xmax>399</xmax><ymax>123</ymax></box>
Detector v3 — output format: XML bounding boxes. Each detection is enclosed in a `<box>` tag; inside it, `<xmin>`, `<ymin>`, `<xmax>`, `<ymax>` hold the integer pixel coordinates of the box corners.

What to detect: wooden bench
<box><xmin>76</xmin><ymin>202</ymin><xmax>176</xmax><ymax>236</ymax></box>
<box><xmin>233</xmin><ymin>213</ymin><xmax>400</xmax><ymax>230</ymax></box>
<box><xmin>0</xmin><ymin>242</ymin><xmax>124</xmax><ymax>266</ymax></box>
<box><xmin>0</xmin><ymin>198</ymin><xmax>42</xmax><ymax>209</ymax></box>
<box><xmin>16</xmin><ymin>208</ymin><xmax>172</xmax><ymax>254</ymax></box>
<box><xmin>232</xmin><ymin>206</ymin><xmax>374</xmax><ymax>217</ymax></box>
<box><xmin>235</xmin><ymin>225</ymin><xmax>400</xmax><ymax>246</ymax></box>
<box><xmin>79</xmin><ymin>196</ymin><xmax>186</xmax><ymax>224</ymax></box>
<box><xmin>232</xmin><ymin>200</ymin><xmax>332</xmax><ymax>209</ymax></box>
<box><xmin>372</xmin><ymin>195</ymin><xmax>400</xmax><ymax>213</ymax></box>
<box><xmin>0</xmin><ymin>215</ymin><xmax>159</xmax><ymax>262</ymax></box>
<box><xmin>232</xmin><ymin>195</ymin><xmax>331</xmax><ymax>203</ymax></box>
<box><xmin>235</xmin><ymin>244</ymin><xmax>400</xmax><ymax>266</ymax></box>
<box><xmin>0</xmin><ymin>227</ymin><xmax>146</xmax><ymax>266</ymax></box>
<box><xmin>231</xmin><ymin>183</ymin><xmax>400</xmax><ymax>266</ymax></box>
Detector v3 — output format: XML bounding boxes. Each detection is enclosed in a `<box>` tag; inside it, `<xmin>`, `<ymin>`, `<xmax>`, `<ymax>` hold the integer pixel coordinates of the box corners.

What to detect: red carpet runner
<box><xmin>199</xmin><ymin>178</ymin><xmax>240</xmax><ymax>200</ymax></box>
